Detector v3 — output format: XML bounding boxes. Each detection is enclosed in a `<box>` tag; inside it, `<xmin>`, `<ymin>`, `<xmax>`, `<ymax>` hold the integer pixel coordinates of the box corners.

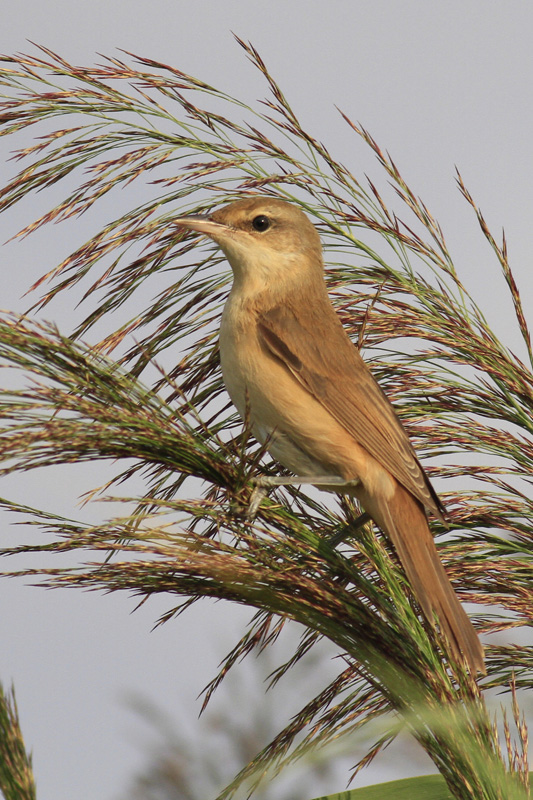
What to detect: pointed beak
<box><xmin>174</xmin><ymin>214</ymin><xmax>229</xmax><ymax>239</ymax></box>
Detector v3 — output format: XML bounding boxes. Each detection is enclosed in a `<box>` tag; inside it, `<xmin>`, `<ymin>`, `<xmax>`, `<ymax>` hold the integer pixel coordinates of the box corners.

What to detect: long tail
<box><xmin>361</xmin><ymin>482</ymin><xmax>485</xmax><ymax>675</ymax></box>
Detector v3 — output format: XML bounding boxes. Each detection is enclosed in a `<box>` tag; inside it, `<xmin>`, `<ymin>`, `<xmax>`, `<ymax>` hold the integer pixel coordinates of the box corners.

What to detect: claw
<box><xmin>247</xmin><ymin>484</ymin><xmax>269</xmax><ymax>519</ymax></box>
<box><xmin>328</xmin><ymin>512</ymin><xmax>371</xmax><ymax>548</ymax></box>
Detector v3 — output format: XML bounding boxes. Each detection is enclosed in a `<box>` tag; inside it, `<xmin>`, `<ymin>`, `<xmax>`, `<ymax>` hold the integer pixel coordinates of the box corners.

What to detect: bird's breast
<box><xmin>219</xmin><ymin>293</ymin><xmax>302</xmax><ymax>424</ymax></box>
<box><xmin>219</xmin><ymin>311</ymin><xmax>326</xmax><ymax>475</ymax></box>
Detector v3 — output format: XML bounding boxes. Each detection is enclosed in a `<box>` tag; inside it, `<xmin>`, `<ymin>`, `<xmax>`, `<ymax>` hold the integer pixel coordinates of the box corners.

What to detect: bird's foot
<box><xmin>328</xmin><ymin>512</ymin><xmax>371</xmax><ymax>548</ymax></box>
<box><xmin>246</xmin><ymin>475</ymin><xmax>361</xmax><ymax>519</ymax></box>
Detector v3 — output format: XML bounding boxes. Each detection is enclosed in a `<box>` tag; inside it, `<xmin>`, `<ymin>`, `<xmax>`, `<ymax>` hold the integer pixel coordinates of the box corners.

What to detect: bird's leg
<box><xmin>247</xmin><ymin>475</ymin><xmax>361</xmax><ymax>519</ymax></box>
<box><xmin>328</xmin><ymin>512</ymin><xmax>372</xmax><ymax>547</ymax></box>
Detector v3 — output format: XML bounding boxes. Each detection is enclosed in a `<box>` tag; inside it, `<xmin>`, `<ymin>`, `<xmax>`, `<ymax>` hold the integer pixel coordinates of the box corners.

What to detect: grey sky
<box><xmin>2</xmin><ymin>3</ymin><xmax>533</xmax><ymax>799</ymax></box>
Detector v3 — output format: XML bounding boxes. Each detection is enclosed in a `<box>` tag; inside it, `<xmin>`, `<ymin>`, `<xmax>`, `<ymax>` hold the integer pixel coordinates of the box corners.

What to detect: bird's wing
<box><xmin>257</xmin><ymin>303</ymin><xmax>443</xmax><ymax>518</ymax></box>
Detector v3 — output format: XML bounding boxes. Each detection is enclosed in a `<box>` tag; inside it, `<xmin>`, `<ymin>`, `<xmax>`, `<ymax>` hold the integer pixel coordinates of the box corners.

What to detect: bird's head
<box><xmin>175</xmin><ymin>196</ymin><xmax>324</xmax><ymax>295</ymax></box>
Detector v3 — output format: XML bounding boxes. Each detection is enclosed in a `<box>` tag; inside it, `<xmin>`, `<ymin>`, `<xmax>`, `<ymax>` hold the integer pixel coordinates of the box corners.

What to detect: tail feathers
<box><xmin>367</xmin><ymin>484</ymin><xmax>485</xmax><ymax>675</ymax></box>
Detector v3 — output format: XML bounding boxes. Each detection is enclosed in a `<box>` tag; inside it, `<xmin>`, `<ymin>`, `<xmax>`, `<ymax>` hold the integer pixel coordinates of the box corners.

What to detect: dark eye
<box><xmin>251</xmin><ymin>215</ymin><xmax>270</xmax><ymax>232</ymax></box>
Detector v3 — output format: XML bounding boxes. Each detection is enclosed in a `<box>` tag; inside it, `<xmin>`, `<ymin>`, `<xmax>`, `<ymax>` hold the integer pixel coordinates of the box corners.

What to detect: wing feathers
<box><xmin>258</xmin><ymin>303</ymin><xmax>443</xmax><ymax>518</ymax></box>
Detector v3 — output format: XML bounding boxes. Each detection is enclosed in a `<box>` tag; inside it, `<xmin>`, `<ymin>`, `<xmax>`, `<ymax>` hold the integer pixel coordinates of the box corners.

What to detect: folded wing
<box><xmin>257</xmin><ymin>303</ymin><xmax>443</xmax><ymax>519</ymax></box>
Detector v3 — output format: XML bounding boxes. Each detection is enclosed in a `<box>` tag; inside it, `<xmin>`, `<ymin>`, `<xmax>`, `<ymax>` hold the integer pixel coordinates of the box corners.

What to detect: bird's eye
<box><xmin>251</xmin><ymin>215</ymin><xmax>270</xmax><ymax>232</ymax></box>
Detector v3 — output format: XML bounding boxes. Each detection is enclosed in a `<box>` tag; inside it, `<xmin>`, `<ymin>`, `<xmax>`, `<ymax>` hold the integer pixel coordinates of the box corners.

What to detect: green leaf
<box><xmin>310</xmin><ymin>774</ymin><xmax>454</xmax><ymax>800</ymax></box>
<box><xmin>311</xmin><ymin>771</ymin><xmax>533</xmax><ymax>800</ymax></box>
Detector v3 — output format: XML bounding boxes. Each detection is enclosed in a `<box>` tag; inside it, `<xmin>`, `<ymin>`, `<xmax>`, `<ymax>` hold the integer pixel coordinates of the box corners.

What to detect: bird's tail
<box><xmin>362</xmin><ymin>482</ymin><xmax>485</xmax><ymax>675</ymax></box>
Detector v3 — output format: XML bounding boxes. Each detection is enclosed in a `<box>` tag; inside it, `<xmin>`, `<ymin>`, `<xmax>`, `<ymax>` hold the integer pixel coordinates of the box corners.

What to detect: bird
<box><xmin>175</xmin><ymin>196</ymin><xmax>485</xmax><ymax>674</ymax></box>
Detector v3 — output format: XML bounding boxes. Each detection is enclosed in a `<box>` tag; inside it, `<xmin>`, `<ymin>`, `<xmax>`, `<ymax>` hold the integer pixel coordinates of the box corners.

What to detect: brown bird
<box><xmin>175</xmin><ymin>196</ymin><xmax>484</xmax><ymax>674</ymax></box>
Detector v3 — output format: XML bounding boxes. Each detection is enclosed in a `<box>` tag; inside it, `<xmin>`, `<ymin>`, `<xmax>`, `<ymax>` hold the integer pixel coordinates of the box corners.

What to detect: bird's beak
<box><xmin>174</xmin><ymin>214</ymin><xmax>228</xmax><ymax>239</ymax></box>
